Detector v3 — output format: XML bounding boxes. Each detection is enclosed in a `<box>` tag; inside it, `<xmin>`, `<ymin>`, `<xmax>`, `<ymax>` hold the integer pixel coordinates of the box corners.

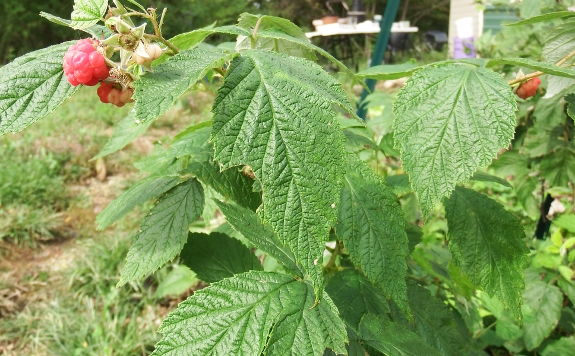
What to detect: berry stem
<box><xmin>508</xmin><ymin>71</ymin><xmax>541</xmax><ymax>86</ymax></box>
<box><xmin>144</xmin><ymin>34</ymin><xmax>179</xmax><ymax>54</ymax></box>
<box><xmin>507</xmin><ymin>48</ymin><xmax>575</xmax><ymax>86</ymax></box>
<box><xmin>556</xmin><ymin>48</ymin><xmax>575</xmax><ymax>67</ymax></box>
<box><xmin>159</xmin><ymin>8</ymin><xmax>168</xmax><ymax>32</ymax></box>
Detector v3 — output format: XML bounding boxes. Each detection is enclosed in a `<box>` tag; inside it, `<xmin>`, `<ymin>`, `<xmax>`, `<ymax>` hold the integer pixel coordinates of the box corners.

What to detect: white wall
<box><xmin>448</xmin><ymin>0</ymin><xmax>484</xmax><ymax>57</ymax></box>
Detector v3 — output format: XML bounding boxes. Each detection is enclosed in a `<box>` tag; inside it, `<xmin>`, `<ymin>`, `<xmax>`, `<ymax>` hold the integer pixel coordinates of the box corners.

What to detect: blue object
<box><xmin>356</xmin><ymin>0</ymin><xmax>401</xmax><ymax>120</ymax></box>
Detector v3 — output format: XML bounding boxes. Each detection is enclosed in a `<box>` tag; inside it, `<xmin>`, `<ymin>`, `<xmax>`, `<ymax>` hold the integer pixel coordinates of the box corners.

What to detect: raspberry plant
<box><xmin>1</xmin><ymin>1</ymin><xmax>575</xmax><ymax>355</ymax></box>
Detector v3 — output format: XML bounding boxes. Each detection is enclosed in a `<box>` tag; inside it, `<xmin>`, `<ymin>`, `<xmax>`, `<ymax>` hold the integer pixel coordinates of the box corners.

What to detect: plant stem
<box><xmin>251</xmin><ymin>17</ymin><xmax>263</xmax><ymax>49</ymax></box>
<box><xmin>556</xmin><ymin>48</ymin><xmax>575</xmax><ymax>66</ymax></box>
<box><xmin>144</xmin><ymin>34</ymin><xmax>179</xmax><ymax>54</ymax></box>
<box><xmin>325</xmin><ymin>241</ymin><xmax>341</xmax><ymax>268</ymax></box>
<box><xmin>507</xmin><ymin>71</ymin><xmax>541</xmax><ymax>86</ymax></box>
<box><xmin>508</xmin><ymin>48</ymin><xmax>575</xmax><ymax>85</ymax></box>
<box><xmin>473</xmin><ymin>320</ymin><xmax>497</xmax><ymax>339</ymax></box>
<box><xmin>159</xmin><ymin>8</ymin><xmax>167</xmax><ymax>32</ymax></box>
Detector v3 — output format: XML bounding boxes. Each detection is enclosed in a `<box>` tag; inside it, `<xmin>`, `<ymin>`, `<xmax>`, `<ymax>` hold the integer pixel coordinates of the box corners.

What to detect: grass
<box><xmin>0</xmin><ymin>234</ymin><xmax>165</xmax><ymax>356</ymax></box>
<box><xmin>0</xmin><ymin>84</ymin><xmax>214</xmax><ymax>354</ymax></box>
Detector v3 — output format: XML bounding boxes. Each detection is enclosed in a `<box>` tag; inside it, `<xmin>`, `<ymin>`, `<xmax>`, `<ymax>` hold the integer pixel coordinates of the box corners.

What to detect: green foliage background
<box><xmin>0</xmin><ymin>0</ymin><xmax>451</xmax><ymax>64</ymax></box>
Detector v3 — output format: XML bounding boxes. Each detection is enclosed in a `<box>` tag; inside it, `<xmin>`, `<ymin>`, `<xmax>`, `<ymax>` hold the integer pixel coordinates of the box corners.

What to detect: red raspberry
<box><xmin>97</xmin><ymin>82</ymin><xmax>134</xmax><ymax>107</ymax></box>
<box><xmin>63</xmin><ymin>39</ymin><xmax>109</xmax><ymax>87</ymax></box>
<box><xmin>516</xmin><ymin>77</ymin><xmax>541</xmax><ymax>99</ymax></box>
<box><xmin>97</xmin><ymin>83</ymin><xmax>114</xmax><ymax>103</ymax></box>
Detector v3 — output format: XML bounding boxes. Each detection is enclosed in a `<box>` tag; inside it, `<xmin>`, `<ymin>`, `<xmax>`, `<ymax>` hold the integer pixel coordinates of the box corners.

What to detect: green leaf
<box><xmin>152</xmin><ymin>271</ymin><xmax>345</xmax><ymax>356</ymax></box>
<box><xmin>134</xmin><ymin>123</ymin><xmax>213</xmax><ymax>171</ymax></box>
<box><xmin>385</xmin><ymin>174</ymin><xmax>412</xmax><ymax>197</ymax></box>
<box><xmin>358</xmin><ymin>314</ymin><xmax>442</xmax><ymax>356</ymax></box>
<box><xmin>546</xmin><ymin>76</ymin><xmax>575</xmax><ymax>98</ymax></box>
<box><xmin>343</xmin><ymin>129</ymin><xmax>381</xmax><ymax>153</ymax></box>
<box><xmin>565</xmin><ymin>93</ymin><xmax>575</xmax><ymax>120</ymax></box>
<box><xmin>393</xmin><ymin>64</ymin><xmax>516</xmax><ymax>218</ymax></box>
<box><xmin>125</xmin><ymin>0</ymin><xmax>147</xmax><ymax>12</ymax></box>
<box><xmin>236</xmin><ymin>13</ymin><xmax>317</xmax><ymax>60</ymax></box>
<box><xmin>325</xmin><ymin>269</ymin><xmax>389</xmax><ymax>331</ymax></box>
<box><xmin>540</xmin><ymin>140</ymin><xmax>575</xmax><ymax>187</ymax></box>
<box><xmin>265</xmin><ymin>291</ymin><xmax>347</xmax><ymax>356</ymax></box>
<box><xmin>133</xmin><ymin>144</ymin><xmax>175</xmax><ymax>174</ymax></box>
<box><xmin>134</xmin><ymin>49</ymin><xmax>237</xmax><ymax>124</ymax></box>
<box><xmin>215</xmin><ymin>201</ymin><xmax>303</xmax><ymax>277</ymax></box>
<box><xmin>40</xmin><ymin>11</ymin><xmax>112</xmax><ymax>38</ymax></box>
<box><xmin>336</xmin><ymin>155</ymin><xmax>410</xmax><ymax>315</ymax></box>
<box><xmin>96</xmin><ymin>175</ymin><xmax>182</xmax><ymax>229</ymax></box>
<box><xmin>523</xmin><ymin>126</ymin><xmax>565</xmax><ymax>158</ymax></box>
<box><xmin>118</xmin><ymin>179</ymin><xmax>204</xmax><ymax>286</ymax></box>
<box><xmin>186</xmin><ymin>152</ymin><xmax>262</xmax><ymax>212</ymax></box>
<box><xmin>238</xmin><ymin>13</ymin><xmax>308</xmax><ymax>40</ymax></box>
<box><xmin>495</xmin><ymin>317</ymin><xmax>523</xmax><ymax>340</ymax></box>
<box><xmin>211</xmin><ymin>50</ymin><xmax>351</xmax><ymax>291</ymax></box>
<box><xmin>520</xmin><ymin>0</ymin><xmax>540</xmax><ymax>19</ymax></box>
<box><xmin>357</xmin><ymin>62</ymin><xmax>419</xmax><ymax>80</ymax></box>
<box><xmin>168</xmin><ymin>25</ymin><xmax>250</xmax><ymax>52</ymax></box>
<box><xmin>181</xmin><ymin>232</ymin><xmax>262</xmax><ymax>283</ymax></box>
<box><xmin>506</xmin><ymin>11</ymin><xmax>575</xmax><ymax>26</ymax></box>
<box><xmin>70</xmin><ymin>0</ymin><xmax>107</xmax><ymax>29</ymax></box>
<box><xmin>486</xmin><ymin>57</ymin><xmax>575</xmax><ymax>78</ymax></box>
<box><xmin>553</xmin><ymin>214</ymin><xmax>575</xmax><ymax>233</ymax></box>
<box><xmin>396</xmin><ymin>281</ymin><xmax>470</xmax><ymax>356</ymax></box>
<box><xmin>470</xmin><ymin>171</ymin><xmax>512</xmax><ymax>188</ymax></box>
<box><xmin>543</xmin><ymin>18</ymin><xmax>575</xmax><ymax>64</ymax></box>
<box><xmin>255</xmin><ymin>29</ymin><xmax>365</xmax><ymax>86</ymax></box>
<box><xmin>379</xmin><ymin>132</ymin><xmax>400</xmax><ymax>157</ymax></box>
<box><xmin>522</xmin><ymin>281</ymin><xmax>563</xmax><ymax>350</ymax></box>
<box><xmin>557</xmin><ymin>277</ymin><xmax>575</xmax><ymax>310</ymax></box>
<box><xmin>405</xmin><ymin>224</ymin><xmax>422</xmax><ymax>254</ymax></box>
<box><xmin>153</xmin><ymin>266</ymin><xmax>198</xmax><ymax>298</ymax></box>
<box><xmin>168</xmin><ymin>125</ymin><xmax>213</xmax><ymax>161</ymax></box>
<box><xmin>541</xmin><ymin>337</ymin><xmax>575</xmax><ymax>356</ymax></box>
<box><xmin>444</xmin><ymin>187</ymin><xmax>529</xmax><ymax>321</ymax></box>
<box><xmin>93</xmin><ymin>112</ymin><xmax>153</xmax><ymax>160</ymax></box>
<box><xmin>0</xmin><ymin>42</ymin><xmax>79</xmax><ymax>136</ymax></box>
<box><xmin>490</xmin><ymin>150</ymin><xmax>528</xmax><ymax>177</ymax></box>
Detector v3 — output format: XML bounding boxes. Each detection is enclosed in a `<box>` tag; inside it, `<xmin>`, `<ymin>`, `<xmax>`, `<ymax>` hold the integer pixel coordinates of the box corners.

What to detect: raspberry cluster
<box><xmin>97</xmin><ymin>83</ymin><xmax>134</xmax><ymax>107</ymax></box>
<box><xmin>63</xmin><ymin>39</ymin><xmax>109</xmax><ymax>86</ymax></box>
<box><xmin>516</xmin><ymin>77</ymin><xmax>541</xmax><ymax>100</ymax></box>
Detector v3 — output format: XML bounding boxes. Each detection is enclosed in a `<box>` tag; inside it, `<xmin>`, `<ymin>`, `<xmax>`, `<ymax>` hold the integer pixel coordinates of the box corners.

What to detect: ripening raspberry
<box><xmin>63</xmin><ymin>39</ymin><xmax>109</xmax><ymax>87</ymax></box>
<box><xmin>132</xmin><ymin>43</ymin><xmax>163</xmax><ymax>65</ymax></box>
<box><xmin>516</xmin><ymin>77</ymin><xmax>541</xmax><ymax>100</ymax></box>
<box><xmin>97</xmin><ymin>82</ymin><xmax>134</xmax><ymax>107</ymax></box>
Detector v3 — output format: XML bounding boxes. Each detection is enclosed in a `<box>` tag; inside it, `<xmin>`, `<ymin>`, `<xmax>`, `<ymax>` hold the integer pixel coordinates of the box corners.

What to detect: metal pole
<box><xmin>356</xmin><ymin>0</ymin><xmax>401</xmax><ymax>120</ymax></box>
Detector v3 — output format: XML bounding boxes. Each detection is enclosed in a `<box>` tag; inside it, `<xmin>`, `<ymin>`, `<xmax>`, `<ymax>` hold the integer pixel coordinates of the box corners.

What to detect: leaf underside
<box><xmin>96</xmin><ymin>175</ymin><xmax>182</xmax><ymax>229</ymax></box>
<box><xmin>215</xmin><ymin>200</ymin><xmax>303</xmax><ymax>277</ymax></box>
<box><xmin>93</xmin><ymin>112</ymin><xmax>154</xmax><ymax>160</ymax></box>
<box><xmin>181</xmin><ymin>231</ymin><xmax>262</xmax><ymax>283</ymax></box>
